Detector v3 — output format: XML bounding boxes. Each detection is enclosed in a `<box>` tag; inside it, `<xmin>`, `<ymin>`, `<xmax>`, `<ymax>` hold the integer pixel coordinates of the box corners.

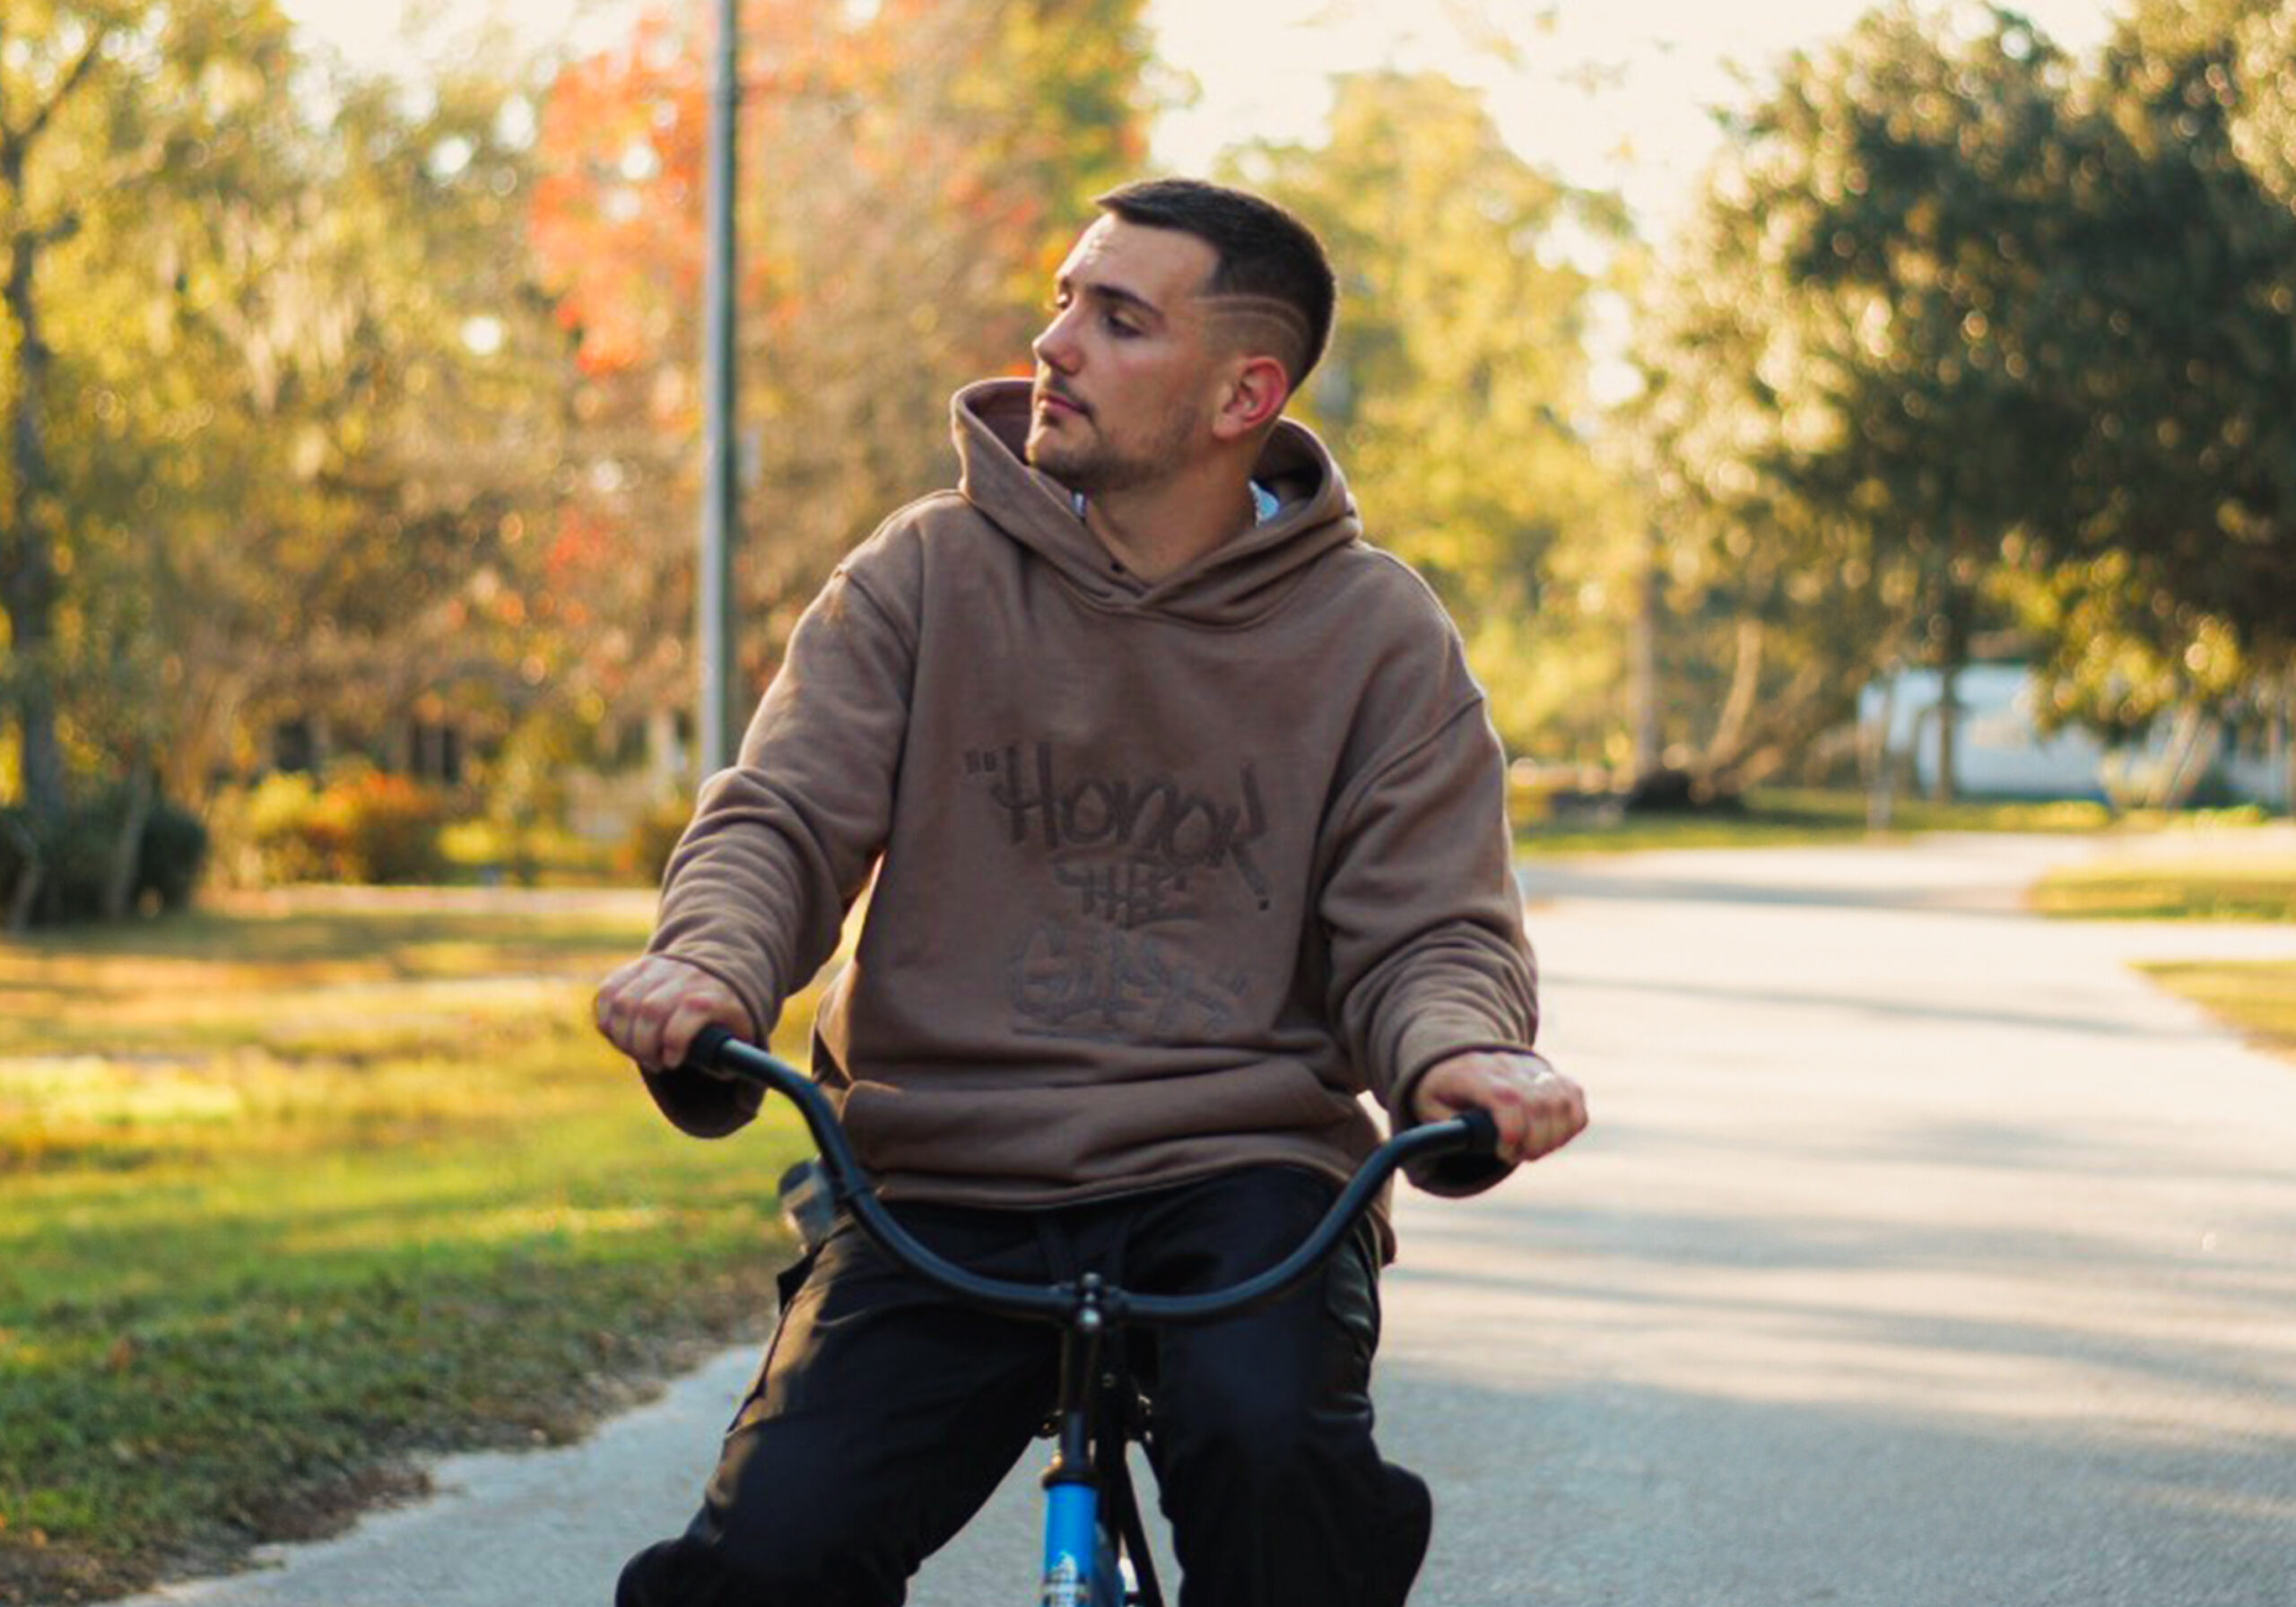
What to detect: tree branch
<box><xmin>0</xmin><ymin>27</ymin><xmax>110</xmax><ymax>175</ymax></box>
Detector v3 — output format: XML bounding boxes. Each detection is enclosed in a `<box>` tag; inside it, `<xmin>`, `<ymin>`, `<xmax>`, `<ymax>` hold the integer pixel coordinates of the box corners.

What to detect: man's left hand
<box><xmin>1411</xmin><ymin>1050</ymin><xmax>1587</xmax><ymax>1166</ymax></box>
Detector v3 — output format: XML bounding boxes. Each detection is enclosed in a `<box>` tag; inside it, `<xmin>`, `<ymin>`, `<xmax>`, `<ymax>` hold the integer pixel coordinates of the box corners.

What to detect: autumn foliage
<box><xmin>525</xmin><ymin>0</ymin><xmax>1152</xmax><ymax>720</ymax></box>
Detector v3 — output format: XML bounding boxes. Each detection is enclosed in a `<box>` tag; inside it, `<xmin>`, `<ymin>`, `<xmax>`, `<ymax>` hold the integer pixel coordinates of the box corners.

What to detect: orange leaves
<box><xmin>545</xmin><ymin>508</ymin><xmax>620</xmax><ymax>587</ymax></box>
<box><xmin>517</xmin><ymin>0</ymin><xmax>1156</xmax><ymax>731</ymax></box>
<box><xmin>528</xmin><ymin>0</ymin><xmax>1150</xmax><ymax>385</ymax></box>
<box><xmin>529</xmin><ymin>7</ymin><xmax>709</xmax><ymax>378</ymax></box>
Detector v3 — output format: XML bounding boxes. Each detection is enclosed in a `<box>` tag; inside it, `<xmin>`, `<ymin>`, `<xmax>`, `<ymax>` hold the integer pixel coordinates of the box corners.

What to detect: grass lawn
<box><xmin>2028</xmin><ymin>856</ymin><xmax>2296</xmax><ymax>922</ymax></box>
<box><xmin>0</xmin><ymin>890</ymin><xmax>818</xmax><ymax>1605</ymax></box>
<box><xmin>2024</xmin><ymin>847</ymin><xmax>2296</xmax><ymax>1068</ymax></box>
<box><xmin>1513</xmin><ymin>785</ymin><xmax>2128</xmax><ymax>856</ymax></box>
<box><xmin>2140</xmin><ymin>960</ymin><xmax>2296</xmax><ymax>1061</ymax></box>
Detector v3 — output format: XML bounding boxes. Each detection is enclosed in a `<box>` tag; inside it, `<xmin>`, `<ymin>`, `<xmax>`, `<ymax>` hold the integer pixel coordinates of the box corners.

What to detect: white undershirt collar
<box><xmin>1070</xmin><ymin>481</ymin><xmax>1282</xmax><ymax>526</ymax></box>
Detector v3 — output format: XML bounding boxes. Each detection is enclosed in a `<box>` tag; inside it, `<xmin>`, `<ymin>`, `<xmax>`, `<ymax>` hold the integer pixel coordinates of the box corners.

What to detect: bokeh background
<box><xmin>4</xmin><ymin>4</ymin><xmax>2294</xmax><ymax>1601</ymax></box>
<box><xmin>3</xmin><ymin>0</ymin><xmax>2291</xmax><ymax>922</ymax></box>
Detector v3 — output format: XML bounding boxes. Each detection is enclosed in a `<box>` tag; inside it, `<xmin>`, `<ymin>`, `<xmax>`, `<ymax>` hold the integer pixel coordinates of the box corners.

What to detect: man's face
<box><xmin>1026</xmin><ymin>215</ymin><xmax>1227</xmax><ymax>495</ymax></box>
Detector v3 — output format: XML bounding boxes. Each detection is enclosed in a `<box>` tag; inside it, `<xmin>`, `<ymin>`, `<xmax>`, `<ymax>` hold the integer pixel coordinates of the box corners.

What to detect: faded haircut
<box><xmin>1093</xmin><ymin>178</ymin><xmax>1337</xmax><ymax>390</ymax></box>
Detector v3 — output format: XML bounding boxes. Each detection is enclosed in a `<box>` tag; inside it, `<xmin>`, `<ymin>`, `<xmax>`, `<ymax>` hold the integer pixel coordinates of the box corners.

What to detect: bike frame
<box><xmin>684</xmin><ymin>1025</ymin><xmax>1497</xmax><ymax>1605</ymax></box>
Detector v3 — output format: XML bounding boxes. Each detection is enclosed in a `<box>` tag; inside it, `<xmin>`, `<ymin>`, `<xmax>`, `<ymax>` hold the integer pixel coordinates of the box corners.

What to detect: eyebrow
<box><xmin>1057</xmin><ymin>274</ymin><xmax>1168</xmax><ymax>326</ymax></box>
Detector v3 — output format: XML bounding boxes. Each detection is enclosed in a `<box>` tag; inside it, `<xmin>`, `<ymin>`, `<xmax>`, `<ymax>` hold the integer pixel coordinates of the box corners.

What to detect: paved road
<box><xmin>115</xmin><ymin>835</ymin><xmax>2296</xmax><ymax>1605</ymax></box>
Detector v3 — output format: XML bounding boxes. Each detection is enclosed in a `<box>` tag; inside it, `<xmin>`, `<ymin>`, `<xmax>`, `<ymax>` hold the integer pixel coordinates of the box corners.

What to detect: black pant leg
<box><xmin>1128</xmin><ymin>1169</ymin><xmax>1433</xmax><ymax>1607</ymax></box>
<box><xmin>617</xmin><ymin>1206</ymin><xmax>1059</xmax><ymax>1607</ymax></box>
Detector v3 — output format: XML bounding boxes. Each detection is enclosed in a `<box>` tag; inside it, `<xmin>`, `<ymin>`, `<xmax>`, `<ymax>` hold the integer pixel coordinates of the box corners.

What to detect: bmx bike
<box><xmin>683</xmin><ymin>1024</ymin><xmax>1498</xmax><ymax>1607</ymax></box>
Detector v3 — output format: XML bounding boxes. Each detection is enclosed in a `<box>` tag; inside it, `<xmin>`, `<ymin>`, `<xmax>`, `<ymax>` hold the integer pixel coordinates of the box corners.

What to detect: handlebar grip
<box><xmin>1454</xmin><ymin>1106</ymin><xmax>1502</xmax><ymax>1157</ymax></box>
<box><xmin>683</xmin><ymin>1022</ymin><xmax>738</xmax><ymax>1077</ymax></box>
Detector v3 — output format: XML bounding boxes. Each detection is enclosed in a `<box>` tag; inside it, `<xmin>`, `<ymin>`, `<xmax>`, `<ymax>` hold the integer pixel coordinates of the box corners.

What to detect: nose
<box><xmin>1032</xmin><ymin>304</ymin><xmax>1081</xmax><ymax>375</ymax></box>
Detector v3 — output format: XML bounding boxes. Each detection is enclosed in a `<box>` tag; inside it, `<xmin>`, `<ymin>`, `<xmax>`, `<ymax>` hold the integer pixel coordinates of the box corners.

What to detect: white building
<box><xmin>1859</xmin><ymin>663</ymin><xmax>2291</xmax><ymax>809</ymax></box>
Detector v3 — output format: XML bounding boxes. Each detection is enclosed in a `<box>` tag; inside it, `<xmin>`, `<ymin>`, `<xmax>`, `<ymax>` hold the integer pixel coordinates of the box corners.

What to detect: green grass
<box><xmin>0</xmin><ymin>892</ymin><xmax>817</xmax><ymax>1604</ymax></box>
<box><xmin>2025</xmin><ymin>848</ymin><xmax>2295</xmax><ymax>1065</ymax></box>
<box><xmin>1512</xmin><ymin>785</ymin><xmax>2127</xmax><ymax>856</ymax></box>
<box><xmin>2140</xmin><ymin>960</ymin><xmax>2296</xmax><ymax>1061</ymax></box>
<box><xmin>2030</xmin><ymin>857</ymin><xmax>2296</xmax><ymax>922</ymax></box>
<box><xmin>435</xmin><ymin>818</ymin><xmax>635</xmax><ymax>886</ymax></box>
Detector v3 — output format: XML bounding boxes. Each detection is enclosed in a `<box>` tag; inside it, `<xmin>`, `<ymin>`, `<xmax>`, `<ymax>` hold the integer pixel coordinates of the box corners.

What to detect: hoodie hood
<box><xmin>952</xmin><ymin>378</ymin><xmax>1365</xmax><ymax>628</ymax></box>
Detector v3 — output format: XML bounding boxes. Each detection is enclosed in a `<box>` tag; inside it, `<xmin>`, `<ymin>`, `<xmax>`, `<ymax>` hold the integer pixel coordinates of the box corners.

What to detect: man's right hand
<box><xmin>594</xmin><ymin>955</ymin><xmax>755</xmax><ymax>1073</ymax></box>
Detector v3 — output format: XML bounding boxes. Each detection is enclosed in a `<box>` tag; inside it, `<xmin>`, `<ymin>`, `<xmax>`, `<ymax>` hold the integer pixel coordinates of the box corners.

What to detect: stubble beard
<box><xmin>1027</xmin><ymin>395</ymin><xmax>1205</xmax><ymax>498</ymax></box>
<box><xmin>1029</xmin><ymin>431</ymin><xmax>1148</xmax><ymax>496</ymax></box>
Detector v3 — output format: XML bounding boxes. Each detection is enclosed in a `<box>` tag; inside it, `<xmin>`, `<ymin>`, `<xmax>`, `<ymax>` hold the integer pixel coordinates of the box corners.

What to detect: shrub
<box><xmin>335</xmin><ymin>772</ymin><xmax>452</xmax><ymax>883</ymax></box>
<box><xmin>0</xmin><ymin>790</ymin><xmax>210</xmax><ymax>927</ymax></box>
<box><xmin>213</xmin><ymin>770</ymin><xmax>453</xmax><ymax>886</ymax></box>
<box><xmin>237</xmin><ymin>771</ymin><xmax>344</xmax><ymax>883</ymax></box>
<box><xmin>617</xmin><ymin>798</ymin><xmax>693</xmax><ymax>887</ymax></box>
<box><xmin>139</xmin><ymin>801</ymin><xmax>211</xmax><ymax>911</ymax></box>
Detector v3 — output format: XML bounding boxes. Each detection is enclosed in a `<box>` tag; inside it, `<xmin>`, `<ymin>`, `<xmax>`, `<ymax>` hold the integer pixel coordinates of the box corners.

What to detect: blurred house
<box><xmin>1859</xmin><ymin>663</ymin><xmax>2291</xmax><ymax>809</ymax></box>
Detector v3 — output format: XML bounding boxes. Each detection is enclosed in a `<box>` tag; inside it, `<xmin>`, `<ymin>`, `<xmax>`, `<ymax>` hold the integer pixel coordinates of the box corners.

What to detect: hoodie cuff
<box><xmin>639</xmin><ymin>1063</ymin><xmax>765</xmax><ymax>1138</ymax></box>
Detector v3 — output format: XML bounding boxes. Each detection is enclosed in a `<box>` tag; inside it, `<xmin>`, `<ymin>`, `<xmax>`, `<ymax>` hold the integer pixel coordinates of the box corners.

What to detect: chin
<box><xmin>1025</xmin><ymin>440</ymin><xmax>1075</xmax><ymax>480</ymax></box>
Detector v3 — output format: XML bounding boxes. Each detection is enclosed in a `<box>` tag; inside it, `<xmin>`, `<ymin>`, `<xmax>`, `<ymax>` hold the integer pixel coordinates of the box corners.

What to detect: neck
<box><xmin>1077</xmin><ymin>457</ymin><xmax>1261</xmax><ymax>584</ymax></box>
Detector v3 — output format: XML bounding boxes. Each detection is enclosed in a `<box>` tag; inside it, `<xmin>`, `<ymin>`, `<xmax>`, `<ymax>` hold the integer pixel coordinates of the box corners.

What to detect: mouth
<box><xmin>1033</xmin><ymin>383</ymin><xmax>1090</xmax><ymax>422</ymax></box>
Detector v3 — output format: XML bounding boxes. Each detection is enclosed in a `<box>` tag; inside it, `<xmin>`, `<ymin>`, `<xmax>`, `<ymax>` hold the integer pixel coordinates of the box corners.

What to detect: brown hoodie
<box><xmin>640</xmin><ymin>378</ymin><xmax>1538</xmax><ymax>1208</ymax></box>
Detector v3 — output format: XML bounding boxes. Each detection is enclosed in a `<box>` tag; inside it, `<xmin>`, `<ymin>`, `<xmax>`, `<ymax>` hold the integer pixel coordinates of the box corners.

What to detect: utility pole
<box><xmin>697</xmin><ymin>0</ymin><xmax>742</xmax><ymax>777</ymax></box>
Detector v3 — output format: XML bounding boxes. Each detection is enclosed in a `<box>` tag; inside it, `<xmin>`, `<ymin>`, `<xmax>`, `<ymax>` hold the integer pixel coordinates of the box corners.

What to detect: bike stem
<box><xmin>1042</xmin><ymin>1273</ymin><xmax>1109</xmax><ymax>1495</ymax></box>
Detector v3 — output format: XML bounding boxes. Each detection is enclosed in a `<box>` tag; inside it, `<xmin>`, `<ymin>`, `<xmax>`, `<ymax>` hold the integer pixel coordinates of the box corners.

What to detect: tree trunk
<box><xmin>2</xmin><ymin>811</ymin><xmax>41</xmax><ymax>934</ymax></box>
<box><xmin>2</xmin><ymin>32</ymin><xmax>108</xmax><ymax>827</ymax></box>
<box><xmin>1929</xmin><ymin>585</ymin><xmax>1972</xmax><ymax>807</ymax></box>
<box><xmin>103</xmin><ymin>763</ymin><xmax>155</xmax><ymax>920</ymax></box>
<box><xmin>1631</xmin><ymin>523</ymin><xmax>1663</xmax><ymax>784</ymax></box>
<box><xmin>1707</xmin><ymin>614</ymin><xmax>1766</xmax><ymax>778</ymax></box>
<box><xmin>1931</xmin><ymin>662</ymin><xmax>1960</xmax><ymax>806</ymax></box>
<box><xmin>3</xmin><ymin>214</ymin><xmax>69</xmax><ymax>826</ymax></box>
<box><xmin>2281</xmin><ymin>673</ymin><xmax>2295</xmax><ymax>819</ymax></box>
<box><xmin>2155</xmin><ymin>706</ymin><xmax>2219</xmax><ymax>809</ymax></box>
<box><xmin>1866</xmin><ymin>671</ymin><xmax>1899</xmax><ymax>832</ymax></box>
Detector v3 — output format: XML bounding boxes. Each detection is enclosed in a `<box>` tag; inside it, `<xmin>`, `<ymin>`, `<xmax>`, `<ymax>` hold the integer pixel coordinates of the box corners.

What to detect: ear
<box><xmin>1211</xmin><ymin>354</ymin><xmax>1292</xmax><ymax>441</ymax></box>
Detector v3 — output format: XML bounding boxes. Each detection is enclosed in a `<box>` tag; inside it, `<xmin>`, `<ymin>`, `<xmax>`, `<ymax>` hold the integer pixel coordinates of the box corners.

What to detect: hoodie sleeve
<box><xmin>1318</xmin><ymin>656</ymin><xmax>1539</xmax><ymax>1198</ymax></box>
<box><xmin>637</xmin><ymin>529</ymin><xmax>920</xmax><ymax>1134</ymax></box>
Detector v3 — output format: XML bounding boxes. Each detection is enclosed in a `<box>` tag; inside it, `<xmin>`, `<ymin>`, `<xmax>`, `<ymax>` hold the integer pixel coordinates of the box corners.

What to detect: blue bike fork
<box><xmin>1041</xmin><ymin>1481</ymin><xmax>1112</xmax><ymax>1605</ymax></box>
<box><xmin>1040</xmin><ymin>1275</ymin><xmax>1124</xmax><ymax>1605</ymax></box>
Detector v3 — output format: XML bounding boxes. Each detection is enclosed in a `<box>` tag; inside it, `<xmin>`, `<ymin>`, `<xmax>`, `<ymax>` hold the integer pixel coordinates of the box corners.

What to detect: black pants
<box><xmin>617</xmin><ymin>1167</ymin><xmax>1432</xmax><ymax>1607</ymax></box>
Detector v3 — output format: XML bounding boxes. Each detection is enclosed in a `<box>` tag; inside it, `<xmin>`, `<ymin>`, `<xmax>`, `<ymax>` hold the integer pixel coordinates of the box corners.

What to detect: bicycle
<box><xmin>682</xmin><ymin>1023</ymin><xmax>1500</xmax><ymax>1607</ymax></box>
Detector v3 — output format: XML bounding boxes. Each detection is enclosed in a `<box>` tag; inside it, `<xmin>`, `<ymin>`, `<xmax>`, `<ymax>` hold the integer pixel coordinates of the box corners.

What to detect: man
<box><xmin>596</xmin><ymin>178</ymin><xmax>1587</xmax><ymax>1607</ymax></box>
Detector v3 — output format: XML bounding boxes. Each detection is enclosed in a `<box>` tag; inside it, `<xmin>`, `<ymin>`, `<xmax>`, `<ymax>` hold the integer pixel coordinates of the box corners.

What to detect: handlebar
<box><xmin>680</xmin><ymin>1024</ymin><xmax>1500</xmax><ymax>1327</ymax></box>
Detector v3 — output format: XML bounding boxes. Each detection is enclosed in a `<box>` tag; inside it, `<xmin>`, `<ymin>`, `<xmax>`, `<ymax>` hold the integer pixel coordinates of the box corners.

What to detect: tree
<box><xmin>1630</xmin><ymin>0</ymin><xmax>2296</xmax><ymax>809</ymax></box>
<box><xmin>2228</xmin><ymin>1</ymin><xmax>2296</xmax><ymax>212</ymax></box>
<box><xmin>1635</xmin><ymin>4</ymin><xmax>2095</xmax><ymax>802</ymax></box>
<box><xmin>528</xmin><ymin>0</ymin><xmax>1155</xmax><ymax>773</ymax></box>
<box><xmin>128</xmin><ymin>61</ymin><xmax>574</xmax><ymax>804</ymax></box>
<box><xmin>1228</xmin><ymin>71</ymin><xmax>1639</xmax><ymax>761</ymax></box>
<box><xmin>1998</xmin><ymin>0</ymin><xmax>2296</xmax><ymax>763</ymax></box>
<box><xmin>1</xmin><ymin>0</ymin><xmax>303</xmax><ymax>825</ymax></box>
<box><xmin>3</xmin><ymin>0</ymin><xmax>571</xmax><ymax>855</ymax></box>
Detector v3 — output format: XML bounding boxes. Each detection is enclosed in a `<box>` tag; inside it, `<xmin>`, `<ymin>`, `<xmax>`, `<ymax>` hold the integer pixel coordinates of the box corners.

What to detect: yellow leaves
<box><xmin>289</xmin><ymin>423</ymin><xmax>327</xmax><ymax>481</ymax></box>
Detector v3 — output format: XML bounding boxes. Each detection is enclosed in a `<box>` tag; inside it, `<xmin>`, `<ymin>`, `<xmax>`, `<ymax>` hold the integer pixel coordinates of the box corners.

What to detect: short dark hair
<box><xmin>1094</xmin><ymin>178</ymin><xmax>1337</xmax><ymax>389</ymax></box>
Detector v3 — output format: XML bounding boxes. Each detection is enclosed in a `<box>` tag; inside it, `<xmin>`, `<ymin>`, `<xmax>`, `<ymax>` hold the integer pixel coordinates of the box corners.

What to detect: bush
<box><xmin>215</xmin><ymin>770</ymin><xmax>453</xmax><ymax>886</ymax></box>
<box><xmin>0</xmin><ymin>790</ymin><xmax>210</xmax><ymax>928</ymax></box>
<box><xmin>1623</xmin><ymin>768</ymin><xmax>1745</xmax><ymax>815</ymax></box>
<box><xmin>335</xmin><ymin>772</ymin><xmax>452</xmax><ymax>883</ymax></box>
<box><xmin>138</xmin><ymin>799</ymin><xmax>210</xmax><ymax>913</ymax></box>
<box><xmin>237</xmin><ymin>772</ymin><xmax>344</xmax><ymax>883</ymax></box>
<box><xmin>618</xmin><ymin>798</ymin><xmax>693</xmax><ymax>887</ymax></box>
